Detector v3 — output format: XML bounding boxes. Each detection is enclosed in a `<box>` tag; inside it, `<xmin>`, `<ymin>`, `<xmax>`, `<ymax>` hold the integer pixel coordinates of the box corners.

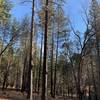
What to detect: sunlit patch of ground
<box><xmin>0</xmin><ymin>98</ymin><xmax>10</xmax><ymax>100</ymax></box>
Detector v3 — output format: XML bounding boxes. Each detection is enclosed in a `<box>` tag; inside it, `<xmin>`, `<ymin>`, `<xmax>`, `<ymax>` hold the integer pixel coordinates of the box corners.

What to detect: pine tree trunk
<box><xmin>38</xmin><ymin>31</ymin><xmax>43</xmax><ymax>93</ymax></box>
<box><xmin>90</xmin><ymin>55</ymin><xmax>98</xmax><ymax>100</ymax></box>
<box><xmin>77</xmin><ymin>58</ymin><xmax>82</xmax><ymax>100</ymax></box>
<box><xmin>41</xmin><ymin>0</ymin><xmax>48</xmax><ymax>100</ymax></box>
<box><xmin>53</xmin><ymin>2</ymin><xmax>60</xmax><ymax>97</ymax></box>
<box><xmin>2</xmin><ymin>73</ymin><xmax>8</xmax><ymax>91</ymax></box>
<box><xmin>95</xmin><ymin>36</ymin><xmax>100</xmax><ymax>79</ymax></box>
<box><xmin>21</xmin><ymin>56</ymin><xmax>27</xmax><ymax>92</ymax></box>
<box><xmin>53</xmin><ymin>33</ymin><xmax>58</xmax><ymax>98</ymax></box>
<box><xmin>50</xmin><ymin>27</ymin><xmax>54</xmax><ymax>97</ymax></box>
<box><xmin>86</xmin><ymin>63</ymin><xmax>91</xmax><ymax>100</ymax></box>
<box><xmin>2</xmin><ymin>63</ymin><xmax>10</xmax><ymax>91</ymax></box>
<box><xmin>27</xmin><ymin>0</ymin><xmax>34</xmax><ymax>99</ymax></box>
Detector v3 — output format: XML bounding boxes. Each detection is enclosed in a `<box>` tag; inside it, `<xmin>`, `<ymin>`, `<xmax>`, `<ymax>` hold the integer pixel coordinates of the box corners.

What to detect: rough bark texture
<box><xmin>41</xmin><ymin>0</ymin><xmax>48</xmax><ymax>100</ymax></box>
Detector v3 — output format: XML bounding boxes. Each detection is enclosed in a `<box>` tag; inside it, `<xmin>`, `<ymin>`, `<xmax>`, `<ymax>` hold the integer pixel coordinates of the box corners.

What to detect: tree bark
<box><xmin>50</xmin><ymin>25</ymin><xmax>54</xmax><ymax>97</ymax></box>
<box><xmin>90</xmin><ymin>55</ymin><xmax>98</xmax><ymax>100</ymax></box>
<box><xmin>27</xmin><ymin>0</ymin><xmax>34</xmax><ymax>99</ymax></box>
<box><xmin>21</xmin><ymin>56</ymin><xmax>27</xmax><ymax>92</ymax></box>
<box><xmin>38</xmin><ymin>31</ymin><xmax>43</xmax><ymax>93</ymax></box>
<box><xmin>53</xmin><ymin>3</ymin><xmax>60</xmax><ymax>97</ymax></box>
<box><xmin>41</xmin><ymin>0</ymin><xmax>48</xmax><ymax>100</ymax></box>
<box><xmin>2</xmin><ymin>63</ymin><xmax>10</xmax><ymax>91</ymax></box>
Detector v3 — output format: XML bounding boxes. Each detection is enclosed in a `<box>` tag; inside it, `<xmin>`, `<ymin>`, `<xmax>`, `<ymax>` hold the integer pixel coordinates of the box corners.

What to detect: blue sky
<box><xmin>10</xmin><ymin>0</ymin><xmax>31</xmax><ymax>19</ymax></box>
<box><xmin>65</xmin><ymin>0</ymin><xmax>90</xmax><ymax>32</ymax></box>
<box><xmin>10</xmin><ymin>0</ymin><xmax>99</xmax><ymax>33</ymax></box>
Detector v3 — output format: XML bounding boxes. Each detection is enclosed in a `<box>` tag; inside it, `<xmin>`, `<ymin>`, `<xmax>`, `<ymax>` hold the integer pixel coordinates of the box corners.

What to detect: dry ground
<box><xmin>0</xmin><ymin>89</ymin><xmax>77</xmax><ymax>100</ymax></box>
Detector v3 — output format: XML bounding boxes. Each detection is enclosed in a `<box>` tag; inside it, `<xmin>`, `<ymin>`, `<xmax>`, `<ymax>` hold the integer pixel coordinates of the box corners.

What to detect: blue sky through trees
<box><xmin>10</xmin><ymin>0</ymin><xmax>100</xmax><ymax>33</ymax></box>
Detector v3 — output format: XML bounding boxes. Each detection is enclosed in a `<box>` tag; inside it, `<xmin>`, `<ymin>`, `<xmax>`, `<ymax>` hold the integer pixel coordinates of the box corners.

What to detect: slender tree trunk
<box><xmin>2</xmin><ymin>63</ymin><xmax>10</xmax><ymax>91</ymax></box>
<box><xmin>34</xmin><ymin>29</ymin><xmax>38</xmax><ymax>93</ymax></box>
<box><xmin>1</xmin><ymin>29</ymin><xmax>6</xmax><ymax>91</ymax></box>
<box><xmin>2</xmin><ymin>73</ymin><xmax>8</xmax><ymax>90</ymax></box>
<box><xmin>91</xmin><ymin>0</ymin><xmax>100</xmax><ymax>81</ymax></box>
<box><xmin>53</xmin><ymin>3</ymin><xmax>60</xmax><ymax>97</ymax></box>
<box><xmin>38</xmin><ymin>31</ymin><xmax>43</xmax><ymax>93</ymax></box>
<box><xmin>86</xmin><ymin>64</ymin><xmax>91</xmax><ymax>100</ymax></box>
<box><xmin>95</xmin><ymin>36</ymin><xmax>100</xmax><ymax>79</ymax></box>
<box><xmin>53</xmin><ymin>32</ymin><xmax>58</xmax><ymax>98</ymax></box>
<box><xmin>95</xmin><ymin>36</ymin><xmax>100</xmax><ymax>100</ymax></box>
<box><xmin>21</xmin><ymin>56</ymin><xmax>27</xmax><ymax>92</ymax></box>
<box><xmin>77</xmin><ymin>58</ymin><xmax>83</xmax><ymax>100</ymax></box>
<box><xmin>90</xmin><ymin>55</ymin><xmax>98</xmax><ymax>100</ymax></box>
<box><xmin>91</xmin><ymin>1</ymin><xmax>100</xmax><ymax>98</ymax></box>
<box><xmin>95</xmin><ymin>16</ymin><xmax>100</xmax><ymax>100</ymax></box>
<box><xmin>16</xmin><ymin>67</ymin><xmax>19</xmax><ymax>91</ymax></box>
<box><xmin>41</xmin><ymin>0</ymin><xmax>48</xmax><ymax>100</ymax></box>
<box><xmin>69</xmin><ymin>58</ymin><xmax>80</xmax><ymax>98</ymax></box>
<box><xmin>27</xmin><ymin>0</ymin><xmax>34</xmax><ymax>99</ymax></box>
<box><xmin>62</xmin><ymin>67</ymin><xmax>65</xmax><ymax>97</ymax></box>
<box><xmin>50</xmin><ymin>26</ymin><xmax>54</xmax><ymax>97</ymax></box>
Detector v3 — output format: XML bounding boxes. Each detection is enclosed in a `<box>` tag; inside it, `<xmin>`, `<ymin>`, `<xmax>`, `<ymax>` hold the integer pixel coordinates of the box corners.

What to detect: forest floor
<box><xmin>0</xmin><ymin>89</ymin><xmax>78</xmax><ymax>100</ymax></box>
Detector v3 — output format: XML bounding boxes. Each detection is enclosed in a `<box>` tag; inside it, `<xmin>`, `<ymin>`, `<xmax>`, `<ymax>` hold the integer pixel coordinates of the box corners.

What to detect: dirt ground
<box><xmin>0</xmin><ymin>89</ymin><xmax>27</xmax><ymax>100</ymax></box>
<box><xmin>0</xmin><ymin>89</ymin><xmax>77</xmax><ymax>100</ymax></box>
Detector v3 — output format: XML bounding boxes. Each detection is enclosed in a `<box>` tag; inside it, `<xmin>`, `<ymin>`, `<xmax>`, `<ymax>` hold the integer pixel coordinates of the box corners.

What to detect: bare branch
<box><xmin>82</xmin><ymin>33</ymin><xmax>95</xmax><ymax>57</ymax></box>
<box><xmin>70</xmin><ymin>22</ymin><xmax>83</xmax><ymax>50</ymax></box>
<box><xmin>19</xmin><ymin>0</ymin><xmax>32</xmax><ymax>4</ymax></box>
<box><xmin>0</xmin><ymin>28</ymin><xmax>22</xmax><ymax>57</ymax></box>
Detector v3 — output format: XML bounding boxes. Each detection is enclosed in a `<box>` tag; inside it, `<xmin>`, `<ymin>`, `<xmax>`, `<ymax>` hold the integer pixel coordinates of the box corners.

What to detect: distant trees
<box><xmin>0</xmin><ymin>0</ymin><xmax>12</xmax><ymax>24</ymax></box>
<box><xmin>20</xmin><ymin>16</ymin><xmax>30</xmax><ymax>93</ymax></box>
<box><xmin>0</xmin><ymin>0</ymin><xmax>100</xmax><ymax>100</ymax></box>
<box><xmin>89</xmin><ymin>0</ymin><xmax>100</xmax><ymax>99</ymax></box>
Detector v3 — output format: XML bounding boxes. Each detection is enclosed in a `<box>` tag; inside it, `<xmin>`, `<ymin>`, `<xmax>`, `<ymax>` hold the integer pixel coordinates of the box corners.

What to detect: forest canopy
<box><xmin>0</xmin><ymin>0</ymin><xmax>100</xmax><ymax>100</ymax></box>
